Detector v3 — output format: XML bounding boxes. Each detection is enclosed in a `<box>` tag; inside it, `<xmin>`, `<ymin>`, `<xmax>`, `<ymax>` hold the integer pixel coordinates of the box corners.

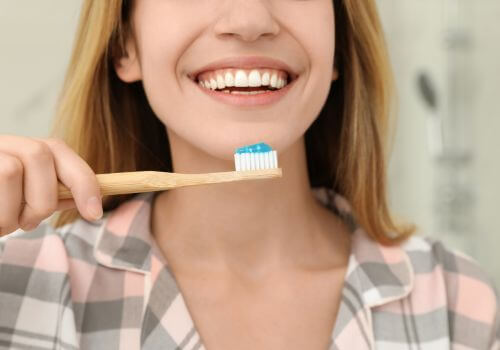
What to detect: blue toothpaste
<box><xmin>234</xmin><ymin>142</ymin><xmax>278</xmax><ymax>171</ymax></box>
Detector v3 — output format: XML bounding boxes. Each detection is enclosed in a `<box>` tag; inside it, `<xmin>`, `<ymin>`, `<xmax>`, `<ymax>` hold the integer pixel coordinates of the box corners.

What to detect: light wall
<box><xmin>379</xmin><ymin>0</ymin><xmax>500</xmax><ymax>287</ymax></box>
<box><xmin>0</xmin><ymin>0</ymin><xmax>82</xmax><ymax>136</ymax></box>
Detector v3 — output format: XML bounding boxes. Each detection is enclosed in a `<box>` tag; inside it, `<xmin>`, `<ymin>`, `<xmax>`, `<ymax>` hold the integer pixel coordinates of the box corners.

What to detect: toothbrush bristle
<box><xmin>234</xmin><ymin>142</ymin><xmax>278</xmax><ymax>171</ymax></box>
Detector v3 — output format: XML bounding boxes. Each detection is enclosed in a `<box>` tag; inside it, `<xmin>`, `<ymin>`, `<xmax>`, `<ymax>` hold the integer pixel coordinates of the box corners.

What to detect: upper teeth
<box><xmin>197</xmin><ymin>69</ymin><xmax>289</xmax><ymax>90</ymax></box>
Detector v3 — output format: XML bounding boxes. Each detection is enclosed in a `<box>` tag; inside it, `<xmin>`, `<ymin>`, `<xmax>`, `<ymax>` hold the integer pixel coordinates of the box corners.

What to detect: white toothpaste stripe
<box><xmin>245</xmin><ymin>153</ymin><xmax>250</xmax><ymax>170</ymax></box>
<box><xmin>240</xmin><ymin>153</ymin><xmax>245</xmax><ymax>171</ymax></box>
<box><xmin>235</xmin><ymin>150</ymin><xmax>279</xmax><ymax>171</ymax></box>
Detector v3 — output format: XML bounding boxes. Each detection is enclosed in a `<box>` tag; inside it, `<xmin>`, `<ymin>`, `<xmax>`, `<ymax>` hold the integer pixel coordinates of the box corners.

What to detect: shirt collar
<box><xmin>93</xmin><ymin>187</ymin><xmax>414</xmax><ymax>308</ymax></box>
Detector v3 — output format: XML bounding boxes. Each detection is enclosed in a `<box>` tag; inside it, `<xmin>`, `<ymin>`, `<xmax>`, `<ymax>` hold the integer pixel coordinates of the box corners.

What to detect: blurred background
<box><xmin>0</xmin><ymin>0</ymin><xmax>499</xmax><ymax>288</ymax></box>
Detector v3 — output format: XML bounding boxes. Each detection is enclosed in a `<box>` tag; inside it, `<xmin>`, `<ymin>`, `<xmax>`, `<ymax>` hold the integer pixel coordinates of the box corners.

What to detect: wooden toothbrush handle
<box><xmin>57</xmin><ymin>171</ymin><xmax>167</xmax><ymax>200</ymax></box>
<box><xmin>57</xmin><ymin>169</ymin><xmax>282</xmax><ymax>200</ymax></box>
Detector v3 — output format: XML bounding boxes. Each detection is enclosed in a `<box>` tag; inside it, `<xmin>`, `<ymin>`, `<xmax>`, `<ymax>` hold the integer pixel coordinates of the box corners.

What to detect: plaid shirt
<box><xmin>0</xmin><ymin>187</ymin><xmax>498</xmax><ymax>349</ymax></box>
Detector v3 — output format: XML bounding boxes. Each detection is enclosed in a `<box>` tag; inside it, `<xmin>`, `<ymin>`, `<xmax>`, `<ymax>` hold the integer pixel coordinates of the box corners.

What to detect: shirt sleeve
<box><xmin>427</xmin><ymin>238</ymin><xmax>500</xmax><ymax>350</ymax></box>
<box><xmin>0</xmin><ymin>223</ymin><xmax>79</xmax><ymax>349</ymax></box>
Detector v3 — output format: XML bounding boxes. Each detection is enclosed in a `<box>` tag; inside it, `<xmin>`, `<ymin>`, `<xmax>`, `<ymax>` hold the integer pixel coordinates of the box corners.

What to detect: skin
<box><xmin>0</xmin><ymin>135</ymin><xmax>102</xmax><ymax>235</ymax></box>
<box><xmin>115</xmin><ymin>0</ymin><xmax>350</xmax><ymax>347</ymax></box>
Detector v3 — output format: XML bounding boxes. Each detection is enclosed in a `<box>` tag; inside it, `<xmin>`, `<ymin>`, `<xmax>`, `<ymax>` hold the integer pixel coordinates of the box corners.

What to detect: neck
<box><xmin>151</xmin><ymin>133</ymin><xmax>349</xmax><ymax>279</ymax></box>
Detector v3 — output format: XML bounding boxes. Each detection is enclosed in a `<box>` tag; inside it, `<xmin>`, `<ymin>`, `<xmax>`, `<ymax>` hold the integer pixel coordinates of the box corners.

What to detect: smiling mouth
<box><xmin>190</xmin><ymin>71</ymin><xmax>298</xmax><ymax>94</ymax></box>
<box><xmin>189</xmin><ymin>74</ymin><xmax>298</xmax><ymax>108</ymax></box>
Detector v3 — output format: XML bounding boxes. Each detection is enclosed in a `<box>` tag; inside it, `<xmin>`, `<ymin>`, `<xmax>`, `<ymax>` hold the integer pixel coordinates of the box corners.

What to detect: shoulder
<box><xmin>0</xmin><ymin>221</ymin><xmax>71</xmax><ymax>273</ymax></box>
<box><xmin>400</xmin><ymin>234</ymin><xmax>500</xmax><ymax>348</ymax></box>
<box><xmin>0</xmin><ymin>216</ymin><xmax>106</xmax><ymax>295</ymax></box>
<box><xmin>0</xmin><ymin>221</ymin><xmax>89</xmax><ymax>348</ymax></box>
<box><xmin>0</xmin><ymin>215</ymin><xmax>105</xmax><ymax>265</ymax></box>
<box><xmin>401</xmin><ymin>234</ymin><xmax>499</xmax><ymax>302</ymax></box>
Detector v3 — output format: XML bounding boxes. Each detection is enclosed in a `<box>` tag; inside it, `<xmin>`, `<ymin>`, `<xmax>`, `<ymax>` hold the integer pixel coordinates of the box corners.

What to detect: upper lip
<box><xmin>188</xmin><ymin>56</ymin><xmax>299</xmax><ymax>81</ymax></box>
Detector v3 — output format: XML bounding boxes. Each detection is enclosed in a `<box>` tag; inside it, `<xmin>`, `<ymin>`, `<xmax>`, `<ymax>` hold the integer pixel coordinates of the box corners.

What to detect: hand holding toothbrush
<box><xmin>0</xmin><ymin>135</ymin><xmax>281</xmax><ymax>236</ymax></box>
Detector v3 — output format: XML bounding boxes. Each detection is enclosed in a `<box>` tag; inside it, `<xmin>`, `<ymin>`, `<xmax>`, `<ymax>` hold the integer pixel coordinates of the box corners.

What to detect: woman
<box><xmin>0</xmin><ymin>0</ymin><xmax>498</xmax><ymax>349</ymax></box>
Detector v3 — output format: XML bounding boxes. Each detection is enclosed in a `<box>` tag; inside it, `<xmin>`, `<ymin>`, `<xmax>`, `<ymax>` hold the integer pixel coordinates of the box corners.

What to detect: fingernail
<box><xmin>87</xmin><ymin>196</ymin><xmax>103</xmax><ymax>220</ymax></box>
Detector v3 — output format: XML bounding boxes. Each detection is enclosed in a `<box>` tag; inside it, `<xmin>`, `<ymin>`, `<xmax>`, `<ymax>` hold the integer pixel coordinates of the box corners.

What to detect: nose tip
<box><xmin>213</xmin><ymin>1</ymin><xmax>280</xmax><ymax>42</ymax></box>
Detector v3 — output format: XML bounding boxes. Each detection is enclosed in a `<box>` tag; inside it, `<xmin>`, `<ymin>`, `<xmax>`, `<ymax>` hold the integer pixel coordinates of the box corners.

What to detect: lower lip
<box><xmin>193</xmin><ymin>77</ymin><xmax>298</xmax><ymax>107</ymax></box>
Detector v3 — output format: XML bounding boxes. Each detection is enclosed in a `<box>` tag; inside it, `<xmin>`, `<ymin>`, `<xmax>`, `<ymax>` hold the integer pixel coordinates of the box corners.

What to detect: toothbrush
<box><xmin>56</xmin><ymin>142</ymin><xmax>282</xmax><ymax>200</ymax></box>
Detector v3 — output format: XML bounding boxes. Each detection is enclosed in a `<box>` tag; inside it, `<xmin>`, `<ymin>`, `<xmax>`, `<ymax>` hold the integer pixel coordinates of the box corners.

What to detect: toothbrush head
<box><xmin>234</xmin><ymin>142</ymin><xmax>278</xmax><ymax>171</ymax></box>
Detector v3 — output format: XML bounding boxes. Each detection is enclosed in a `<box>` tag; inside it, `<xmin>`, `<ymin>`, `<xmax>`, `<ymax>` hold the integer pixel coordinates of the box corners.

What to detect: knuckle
<box><xmin>24</xmin><ymin>140</ymin><xmax>53</xmax><ymax>161</ymax></box>
<box><xmin>0</xmin><ymin>156</ymin><xmax>23</xmax><ymax>180</ymax></box>
<box><xmin>28</xmin><ymin>205</ymin><xmax>56</xmax><ymax>222</ymax></box>
<box><xmin>19</xmin><ymin>221</ymin><xmax>39</xmax><ymax>232</ymax></box>
<box><xmin>45</xmin><ymin>137</ymin><xmax>67</xmax><ymax>149</ymax></box>
<box><xmin>0</xmin><ymin>222</ymin><xmax>18</xmax><ymax>235</ymax></box>
<box><xmin>0</xmin><ymin>227</ymin><xmax>10</xmax><ymax>237</ymax></box>
<box><xmin>19</xmin><ymin>217</ymin><xmax>41</xmax><ymax>231</ymax></box>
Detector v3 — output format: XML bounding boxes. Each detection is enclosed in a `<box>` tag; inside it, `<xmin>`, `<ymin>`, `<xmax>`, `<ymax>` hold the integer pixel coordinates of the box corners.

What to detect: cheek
<box><xmin>274</xmin><ymin>0</ymin><xmax>335</xmax><ymax>65</ymax></box>
<box><xmin>137</xmin><ymin>35</ymin><xmax>179</xmax><ymax>88</ymax></box>
<box><xmin>133</xmin><ymin>3</ymin><xmax>198</xmax><ymax>88</ymax></box>
<box><xmin>135</xmin><ymin>27</ymin><xmax>191</xmax><ymax>124</ymax></box>
<box><xmin>298</xmin><ymin>3</ymin><xmax>335</xmax><ymax>72</ymax></box>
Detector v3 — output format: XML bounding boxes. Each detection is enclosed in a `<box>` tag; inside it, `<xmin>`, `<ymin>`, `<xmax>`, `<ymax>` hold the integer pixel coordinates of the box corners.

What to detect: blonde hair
<box><xmin>51</xmin><ymin>0</ymin><xmax>416</xmax><ymax>246</ymax></box>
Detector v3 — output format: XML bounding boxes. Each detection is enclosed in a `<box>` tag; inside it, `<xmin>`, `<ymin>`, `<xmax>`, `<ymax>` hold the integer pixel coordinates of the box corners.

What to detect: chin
<box><xmin>165</xmin><ymin>114</ymin><xmax>303</xmax><ymax>163</ymax></box>
<box><xmin>198</xmin><ymin>135</ymin><xmax>298</xmax><ymax>165</ymax></box>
